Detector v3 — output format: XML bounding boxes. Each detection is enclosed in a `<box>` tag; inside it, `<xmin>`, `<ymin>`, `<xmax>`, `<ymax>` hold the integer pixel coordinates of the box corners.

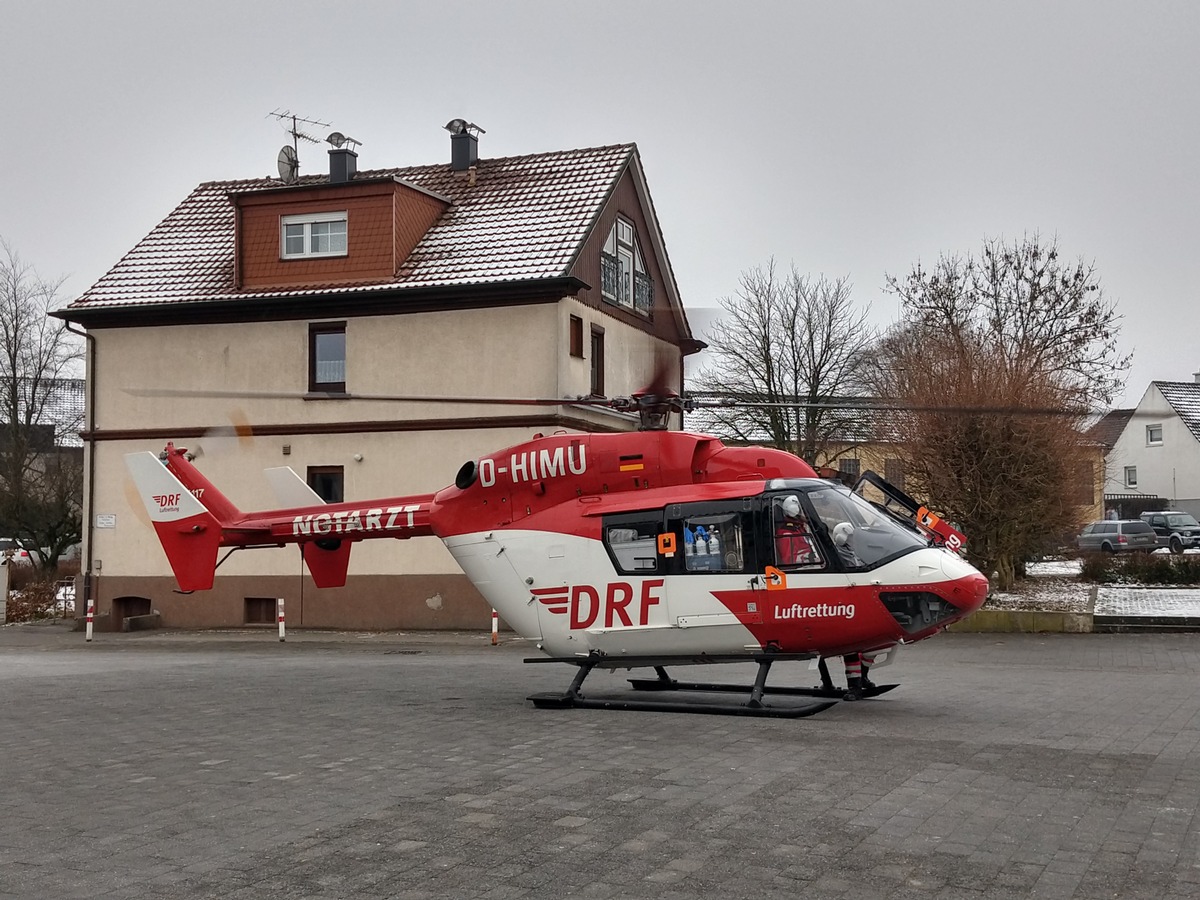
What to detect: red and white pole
<box><xmin>85</xmin><ymin>597</ymin><xmax>94</xmax><ymax>642</ymax></box>
<box><xmin>491</xmin><ymin>608</ymin><xmax>499</xmax><ymax>645</ymax></box>
<box><xmin>277</xmin><ymin>598</ymin><xmax>286</xmax><ymax>642</ymax></box>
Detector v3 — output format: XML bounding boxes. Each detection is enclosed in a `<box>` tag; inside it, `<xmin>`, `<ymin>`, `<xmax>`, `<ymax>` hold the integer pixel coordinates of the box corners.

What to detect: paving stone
<box><xmin>4</xmin><ymin>627</ymin><xmax>1200</xmax><ymax>898</ymax></box>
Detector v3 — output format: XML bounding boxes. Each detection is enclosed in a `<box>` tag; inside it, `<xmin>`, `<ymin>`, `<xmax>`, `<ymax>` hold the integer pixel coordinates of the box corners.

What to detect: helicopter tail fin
<box><xmin>125</xmin><ymin>450</ymin><xmax>225</xmax><ymax>591</ymax></box>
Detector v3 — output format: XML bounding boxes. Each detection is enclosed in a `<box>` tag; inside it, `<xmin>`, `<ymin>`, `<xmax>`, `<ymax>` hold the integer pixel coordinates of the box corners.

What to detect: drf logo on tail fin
<box><xmin>152</xmin><ymin>489</ymin><xmax>204</xmax><ymax>513</ymax></box>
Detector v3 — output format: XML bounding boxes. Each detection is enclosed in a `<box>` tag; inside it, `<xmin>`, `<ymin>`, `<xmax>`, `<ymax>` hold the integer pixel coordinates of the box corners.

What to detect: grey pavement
<box><xmin>4</xmin><ymin>624</ymin><xmax>1200</xmax><ymax>899</ymax></box>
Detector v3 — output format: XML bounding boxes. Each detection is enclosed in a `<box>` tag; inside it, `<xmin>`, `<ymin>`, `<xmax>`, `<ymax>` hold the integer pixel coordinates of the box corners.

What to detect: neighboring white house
<box><xmin>1103</xmin><ymin>374</ymin><xmax>1200</xmax><ymax>518</ymax></box>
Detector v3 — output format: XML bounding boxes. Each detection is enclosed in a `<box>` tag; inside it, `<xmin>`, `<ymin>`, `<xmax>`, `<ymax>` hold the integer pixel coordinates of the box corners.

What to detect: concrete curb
<box><xmin>949</xmin><ymin>585</ymin><xmax>1098</xmax><ymax>634</ymax></box>
<box><xmin>949</xmin><ymin>608</ymin><xmax>1094</xmax><ymax>634</ymax></box>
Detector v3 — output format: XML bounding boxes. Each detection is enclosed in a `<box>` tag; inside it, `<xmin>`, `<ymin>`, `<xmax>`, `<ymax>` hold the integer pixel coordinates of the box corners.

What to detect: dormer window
<box><xmin>601</xmin><ymin>217</ymin><xmax>653</xmax><ymax>315</ymax></box>
<box><xmin>282</xmin><ymin>212</ymin><xmax>348</xmax><ymax>259</ymax></box>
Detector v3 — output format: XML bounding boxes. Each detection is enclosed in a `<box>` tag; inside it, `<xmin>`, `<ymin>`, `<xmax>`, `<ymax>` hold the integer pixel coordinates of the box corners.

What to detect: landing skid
<box><xmin>628</xmin><ymin>667</ymin><xmax>899</xmax><ymax>700</ymax></box>
<box><xmin>525</xmin><ymin>653</ymin><xmax>840</xmax><ymax>718</ymax></box>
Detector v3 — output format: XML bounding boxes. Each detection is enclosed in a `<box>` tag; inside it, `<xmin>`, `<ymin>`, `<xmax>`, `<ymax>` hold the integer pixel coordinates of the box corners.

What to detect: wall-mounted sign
<box><xmin>95</xmin><ymin>514</ymin><xmax>117</xmax><ymax>529</ymax></box>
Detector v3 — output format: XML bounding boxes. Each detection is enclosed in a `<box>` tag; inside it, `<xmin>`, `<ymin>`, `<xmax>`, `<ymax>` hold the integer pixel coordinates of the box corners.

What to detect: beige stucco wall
<box><xmin>85</xmin><ymin>298</ymin><xmax>681</xmax><ymax>593</ymax></box>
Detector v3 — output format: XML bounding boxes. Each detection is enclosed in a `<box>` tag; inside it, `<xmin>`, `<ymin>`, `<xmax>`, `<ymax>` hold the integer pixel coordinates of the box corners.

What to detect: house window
<box><xmin>1124</xmin><ymin>466</ymin><xmax>1138</xmax><ymax>488</ymax></box>
<box><xmin>838</xmin><ymin>458</ymin><xmax>861</xmax><ymax>480</ymax></box>
<box><xmin>600</xmin><ymin>217</ymin><xmax>652</xmax><ymax>315</ymax></box>
<box><xmin>590</xmin><ymin>325</ymin><xmax>605</xmax><ymax>397</ymax></box>
<box><xmin>281</xmin><ymin>211</ymin><xmax>348</xmax><ymax>259</ymax></box>
<box><xmin>307</xmin><ymin>466</ymin><xmax>344</xmax><ymax>503</ymax></box>
<box><xmin>1147</xmin><ymin>424</ymin><xmax>1163</xmax><ymax>446</ymax></box>
<box><xmin>569</xmin><ymin>315</ymin><xmax>584</xmax><ymax>358</ymax></box>
<box><xmin>309</xmin><ymin>323</ymin><xmax>346</xmax><ymax>393</ymax></box>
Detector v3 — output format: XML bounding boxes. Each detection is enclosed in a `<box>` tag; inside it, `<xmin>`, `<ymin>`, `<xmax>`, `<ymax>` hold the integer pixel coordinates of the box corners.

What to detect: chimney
<box><xmin>444</xmin><ymin>118</ymin><xmax>485</xmax><ymax>171</ymax></box>
<box><xmin>1194</xmin><ymin>370</ymin><xmax>1200</xmax><ymax>384</ymax></box>
<box><xmin>329</xmin><ymin>147</ymin><xmax>357</xmax><ymax>184</ymax></box>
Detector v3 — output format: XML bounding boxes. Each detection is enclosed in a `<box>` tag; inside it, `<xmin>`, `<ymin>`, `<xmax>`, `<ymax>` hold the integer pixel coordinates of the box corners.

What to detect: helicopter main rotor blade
<box><xmin>126</xmin><ymin>387</ymin><xmax>616</xmax><ymax>407</ymax></box>
<box><xmin>686</xmin><ymin>396</ymin><xmax>1098</xmax><ymax>417</ymax></box>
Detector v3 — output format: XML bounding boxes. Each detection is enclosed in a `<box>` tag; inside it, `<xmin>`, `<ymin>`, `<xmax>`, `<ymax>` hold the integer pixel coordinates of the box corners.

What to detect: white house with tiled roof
<box><xmin>1103</xmin><ymin>376</ymin><xmax>1200</xmax><ymax>518</ymax></box>
<box><xmin>56</xmin><ymin>126</ymin><xmax>702</xmax><ymax>630</ymax></box>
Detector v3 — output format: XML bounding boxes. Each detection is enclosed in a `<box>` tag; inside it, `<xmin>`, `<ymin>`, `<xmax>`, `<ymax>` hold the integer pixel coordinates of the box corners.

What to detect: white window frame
<box><xmin>1147</xmin><ymin>424</ymin><xmax>1163</xmax><ymax>446</ymax></box>
<box><xmin>602</xmin><ymin>217</ymin><xmax>650</xmax><ymax>313</ymax></box>
<box><xmin>281</xmin><ymin>211</ymin><xmax>348</xmax><ymax>260</ymax></box>
<box><xmin>1124</xmin><ymin>466</ymin><xmax>1138</xmax><ymax>488</ymax></box>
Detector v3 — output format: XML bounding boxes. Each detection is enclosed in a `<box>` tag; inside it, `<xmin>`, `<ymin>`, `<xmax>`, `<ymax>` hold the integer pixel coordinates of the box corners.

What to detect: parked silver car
<box><xmin>1076</xmin><ymin>520</ymin><xmax>1157</xmax><ymax>554</ymax></box>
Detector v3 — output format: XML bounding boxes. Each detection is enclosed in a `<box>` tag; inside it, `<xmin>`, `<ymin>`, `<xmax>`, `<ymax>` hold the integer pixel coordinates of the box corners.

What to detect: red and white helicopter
<box><xmin>125</xmin><ymin>384</ymin><xmax>987</xmax><ymax>718</ymax></box>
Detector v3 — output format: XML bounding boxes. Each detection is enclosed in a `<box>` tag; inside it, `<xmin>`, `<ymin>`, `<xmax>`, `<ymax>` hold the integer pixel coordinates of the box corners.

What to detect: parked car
<box><xmin>1076</xmin><ymin>520</ymin><xmax>1158</xmax><ymax>554</ymax></box>
<box><xmin>1139</xmin><ymin>511</ymin><xmax>1200</xmax><ymax>555</ymax></box>
<box><xmin>0</xmin><ymin>538</ymin><xmax>34</xmax><ymax>565</ymax></box>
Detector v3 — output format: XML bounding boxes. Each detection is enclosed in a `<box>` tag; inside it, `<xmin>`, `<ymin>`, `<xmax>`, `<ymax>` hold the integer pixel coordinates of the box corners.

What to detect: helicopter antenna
<box><xmin>268</xmin><ymin>108</ymin><xmax>331</xmax><ymax>180</ymax></box>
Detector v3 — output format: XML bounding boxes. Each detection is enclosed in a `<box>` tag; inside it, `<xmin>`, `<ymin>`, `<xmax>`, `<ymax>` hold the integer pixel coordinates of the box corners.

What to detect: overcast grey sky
<box><xmin>2</xmin><ymin>0</ymin><xmax>1195</xmax><ymax>407</ymax></box>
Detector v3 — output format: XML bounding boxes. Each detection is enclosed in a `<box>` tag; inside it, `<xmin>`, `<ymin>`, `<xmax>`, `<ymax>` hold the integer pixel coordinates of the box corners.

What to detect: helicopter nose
<box><xmin>942</xmin><ymin>554</ymin><xmax>990</xmax><ymax>614</ymax></box>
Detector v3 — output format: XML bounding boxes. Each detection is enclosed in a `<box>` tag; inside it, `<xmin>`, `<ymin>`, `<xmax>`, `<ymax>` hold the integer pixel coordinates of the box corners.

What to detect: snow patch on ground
<box><xmin>986</xmin><ymin>555</ymin><xmax>1200</xmax><ymax>614</ymax></box>
<box><xmin>986</xmin><ymin>558</ymin><xmax>1090</xmax><ymax>613</ymax></box>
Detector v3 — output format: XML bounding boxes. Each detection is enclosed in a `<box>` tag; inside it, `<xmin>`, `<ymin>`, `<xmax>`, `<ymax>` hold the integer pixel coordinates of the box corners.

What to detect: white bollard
<box><xmin>85</xmin><ymin>597</ymin><xmax>94</xmax><ymax>642</ymax></box>
<box><xmin>491</xmin><ymin>608</ymin><xmax>499</xmax><ymax>645</ymax></box>
<box><xmin>277</xmin><ymin>598</ymin><xmax>286</xmax><ymax>642</ymax></box>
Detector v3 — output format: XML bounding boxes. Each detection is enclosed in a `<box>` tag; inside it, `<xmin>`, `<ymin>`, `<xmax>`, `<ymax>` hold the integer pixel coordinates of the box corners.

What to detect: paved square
<box><xmin>3</xmin><ymin>625</ymin><xmax>1200</xmax><ymax>899</ymax></box>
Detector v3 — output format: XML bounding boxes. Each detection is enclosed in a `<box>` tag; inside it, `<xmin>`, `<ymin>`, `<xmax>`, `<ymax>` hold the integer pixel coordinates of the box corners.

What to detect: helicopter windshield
<box><xmin>803</xmin><ymin>484</ymin><xmax>928</xmax><ymax>569</ymax></box>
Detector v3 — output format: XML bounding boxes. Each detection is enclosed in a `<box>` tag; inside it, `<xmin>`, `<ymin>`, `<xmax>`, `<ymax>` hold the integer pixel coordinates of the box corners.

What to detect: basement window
<box><xmin>244</xmin><ymin>597</ymin><xmax>276</xmax><ymax>625</ymax></box>
<box><xmin>282</xmin><ymin>211</ymin><xmax>348</xmax><ymax>259</ymax></box>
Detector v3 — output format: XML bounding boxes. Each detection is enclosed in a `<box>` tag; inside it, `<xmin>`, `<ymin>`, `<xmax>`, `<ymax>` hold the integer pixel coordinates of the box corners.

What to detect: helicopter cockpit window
<box><xmin>683</xmin><ymin>513</ymin><xmax>744</xmax><ymax>573</ymax></box>
<box><xmin>605</xmin><ymin>520</ymin><xmax>661</xmax><ymax>574</ymax></box>
<box><xmin>806</xmin><ymin>484</ymin><xmax>927</xmax><ymax>570</ymax></box>
<box><xmin>772</xmin><ymin>495</ymin><xmax>823</xmax><ymax>569</ymax></box>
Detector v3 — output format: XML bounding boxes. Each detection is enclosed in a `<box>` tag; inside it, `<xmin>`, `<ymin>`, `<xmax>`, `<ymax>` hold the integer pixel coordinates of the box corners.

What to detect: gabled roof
<box><xmin>1155</xmin><ymin>381</ymin><xmax>1200</xmax><ymax>443</ymax></box>
<box><xmin>1085</xmin><ymin>408</ymin><xmax>1136</xmax><ymax>450</ymax></box>
<box><xmin>63</xmin><ymin>143</ymin><xmax>642</xmax><ymax>311</ymax></box>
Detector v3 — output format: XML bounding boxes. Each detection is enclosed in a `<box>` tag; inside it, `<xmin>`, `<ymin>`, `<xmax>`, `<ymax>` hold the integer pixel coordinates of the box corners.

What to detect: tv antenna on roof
<box><xmin>267</xmin><ymin>108</ymin><xmax>331</xmax><ymax>182</ymax></box>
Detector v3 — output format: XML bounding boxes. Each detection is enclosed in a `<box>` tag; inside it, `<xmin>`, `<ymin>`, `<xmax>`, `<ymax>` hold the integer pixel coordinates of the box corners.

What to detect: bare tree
<box><xmin>0</xmin><ymin>239</ymin><xmax>85</xmax><ymax>569</ymax></box>
<box><xmin>695</xmin><ymin>260</ymin><xmax>877</xmax><ymax>465</ymax></box>
<box><xmin>872</xmin><ymin>234</ymin><xmax>1128</xmax><ymax>589</ymax></box>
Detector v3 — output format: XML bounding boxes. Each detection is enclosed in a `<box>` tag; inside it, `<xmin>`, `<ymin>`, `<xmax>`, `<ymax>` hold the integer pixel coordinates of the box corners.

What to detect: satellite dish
<box><xmin>327</xmin><ymin>131</ymin><xmax>346</xmax><ymax>148</ymax></box>
<box><xmin>277</xmin><ymin>145</ymin><xmax>299</xmax><ymax>184</ymax></box>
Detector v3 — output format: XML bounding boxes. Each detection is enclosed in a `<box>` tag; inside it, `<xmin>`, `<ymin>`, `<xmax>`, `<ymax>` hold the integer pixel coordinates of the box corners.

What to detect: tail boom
<box><xmin>126</xmin><ymin>444</ymin><xmax>436</xmax><ymax>592</ymax></box>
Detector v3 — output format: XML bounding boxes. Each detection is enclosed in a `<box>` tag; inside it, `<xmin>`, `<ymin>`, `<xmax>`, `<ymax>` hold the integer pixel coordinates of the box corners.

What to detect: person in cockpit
<box><xmin>774</xmin><ymin>495</ymin><xmax>818</xmax><ymax>566</ymax></box>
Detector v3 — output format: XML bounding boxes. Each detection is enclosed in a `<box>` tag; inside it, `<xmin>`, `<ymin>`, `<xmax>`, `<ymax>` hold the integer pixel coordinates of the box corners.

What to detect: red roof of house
<box><xmin>65</xmin><ymin>143</ymin><xmax>639</xmax><ymax>310</ymax></box>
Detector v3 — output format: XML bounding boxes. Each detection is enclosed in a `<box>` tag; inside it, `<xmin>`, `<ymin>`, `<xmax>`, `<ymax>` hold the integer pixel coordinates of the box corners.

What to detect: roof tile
<box><xmin>1155</xmin><ymin>382</ymin><xmax>1200</xmax><ymax>444</ymax></box>
<box><xmin>67</xmin><ymin>144</ymin><xmax>635</xmax><ymax>309</ymax></box>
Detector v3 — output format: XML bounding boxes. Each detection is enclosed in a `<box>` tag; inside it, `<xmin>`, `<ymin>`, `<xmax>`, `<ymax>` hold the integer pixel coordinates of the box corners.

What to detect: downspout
<box><xmin>65</xmin><ymin>323</ymin><xmax>96</xmax><ymax>619</ymax></box>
